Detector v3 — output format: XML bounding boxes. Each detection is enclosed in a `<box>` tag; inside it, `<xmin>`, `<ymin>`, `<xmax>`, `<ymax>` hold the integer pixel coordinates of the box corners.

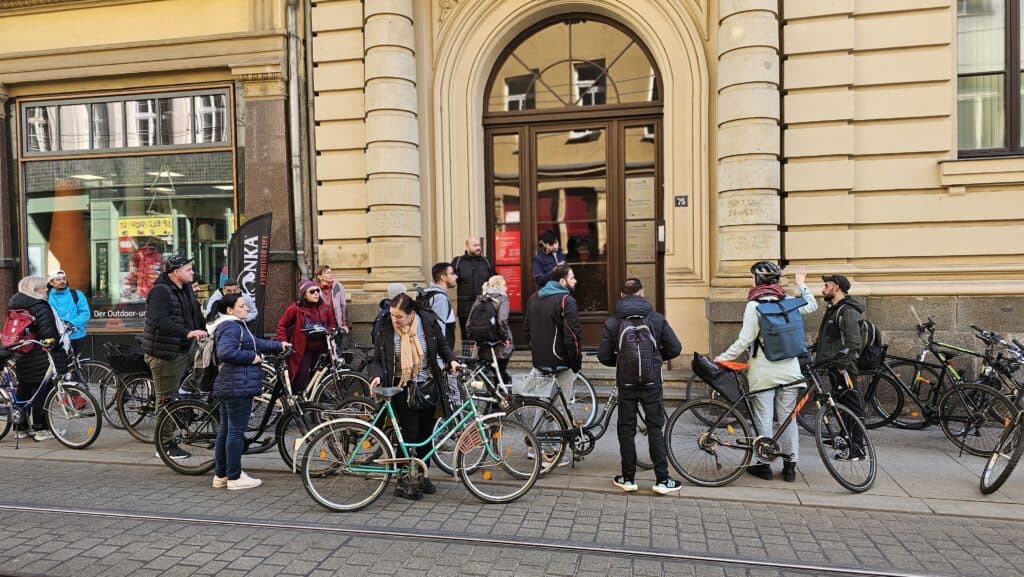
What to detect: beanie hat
<box><xmin>387</xmin><ymin>283</ymin><xmax>407</xmax><ymax>299</ymax></box>
<box><xmin>298</xmin><ymin>278</ymin><xmax>317</xmax><ymax>296</ymax></box>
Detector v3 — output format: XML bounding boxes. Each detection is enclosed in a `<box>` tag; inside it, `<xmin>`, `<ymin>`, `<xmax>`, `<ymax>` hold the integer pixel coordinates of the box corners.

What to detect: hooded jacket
<box><xmin>48</xmin><ymin>287</ymin><xmax>90</xmax><ymax>340</ymax></box>
<box><xmin>209</xmin><ymin>314</ymin><xmax>284</xmax><ymax>399</ymax></box>
<box><xmin>531</xmin><ymin>249</ymin><xmax>566</xmax><ymax>287</ymax></box>
<box><xmin>452</xmin><ymin>252</ymin><xmax>496</xmax><ymax>316</ymax></box>
<box><xmin>597</xmin><ymin>295</ymin><xmax>682</xmax><ymax>386</ymax></box>
<box><xmin>368</xmin><ymin>308</ymin><xmax>455</xmax><ymax>387</ymax></box>
<box><xmin>8</xmin><ymin>292</ymin><xmax>68</xmax><ymax>387</ymax></box>
<box><xmin>143</xmin><ymin>273</ymin><xmax>204</xmax><ymax>359</ymax></box>
<box><xmin>524</xmin><ymin>281</ymin><xmax>582</xmax><ymax>372</ymax></box>
<box><xmin>275</xmin><ymin>298</ymin><xmax>337</xmax><ymax>381</ymax></box>
<box><xmin>815</xmin><ymin>295</ymin><xmax>866</xmax><ymax>373</ymax></box>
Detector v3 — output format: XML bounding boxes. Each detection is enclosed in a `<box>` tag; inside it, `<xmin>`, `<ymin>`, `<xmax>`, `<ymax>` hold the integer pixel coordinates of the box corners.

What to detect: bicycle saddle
<box><xmin>715</xmin><ymin>360</ymin><xmax>748</xmax><ymax>372</ymax></box>
<box><xmin>374</xmin><ymin>386</ymin><xmax>404</xmax><ymax>398</ymax></box>
<box><xmin>354</xmin><ymin>344</ymin><xmax>374</xmax><ymax>352</ymax></box>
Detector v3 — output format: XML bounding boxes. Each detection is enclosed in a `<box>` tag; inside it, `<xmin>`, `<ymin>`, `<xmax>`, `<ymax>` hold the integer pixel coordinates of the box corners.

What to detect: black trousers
<box><xmin>392</xmin><ymin>385</ymin><xmax>438</xmax><ymax>468</ymax></box>
<box><xmin>828</xmin><ymin>369</ymin><xmax>866</xmax><ymax>448</ymax></box>
<box><xmin>617</xmin><ymin>385</ymin><xmax>669</xmax><ymax>482</ymax></box>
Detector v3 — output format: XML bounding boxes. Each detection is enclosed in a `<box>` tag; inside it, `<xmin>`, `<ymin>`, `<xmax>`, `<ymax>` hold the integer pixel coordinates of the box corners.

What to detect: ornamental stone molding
<box><xmin>232</xmin><ymin>67</ymin><xmax>287</xmax><ymax>101</ymax></box>
<box><xmin>438</xmin><ymin>0</ymin><xmax>463</xmax><ymax>22</ymax></box>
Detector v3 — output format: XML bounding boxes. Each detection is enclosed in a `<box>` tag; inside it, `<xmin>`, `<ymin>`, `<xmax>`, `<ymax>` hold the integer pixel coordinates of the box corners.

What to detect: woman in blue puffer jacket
<box><xmin>208</xmin><ymin>293</ymin><xmax>289</xmax><ymax>491</ymax></box>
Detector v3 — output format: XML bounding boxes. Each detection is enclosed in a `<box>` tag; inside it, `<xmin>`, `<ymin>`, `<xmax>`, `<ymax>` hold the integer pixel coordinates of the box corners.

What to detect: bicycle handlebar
<box><xmin>5</xmin><ymin>338</ymin><xmax>56</xmax><ymax>351</ymax></box>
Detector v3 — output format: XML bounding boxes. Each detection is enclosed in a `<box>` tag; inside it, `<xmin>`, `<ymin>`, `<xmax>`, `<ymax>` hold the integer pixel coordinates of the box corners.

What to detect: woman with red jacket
<box><xmin>275</xmin><ymin>278</ymin><xmax>337</xmax><ymax>392</ymax></box>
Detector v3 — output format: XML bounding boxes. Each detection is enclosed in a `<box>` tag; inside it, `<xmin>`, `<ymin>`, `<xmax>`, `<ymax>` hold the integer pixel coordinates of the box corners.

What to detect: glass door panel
<box><xmin>534</xmin><ymin>127</ymin><xmax>608</xmax><ymax>312</ymax></box>
<box><xmin>490</xmin><ymin>133</ymin><xmax>524</xmax><ymax>311</ymax></box>
<box><xmin>624</xmin><ymin>124</ymin><xmax>658</xmax><ymax>307</ymax></box>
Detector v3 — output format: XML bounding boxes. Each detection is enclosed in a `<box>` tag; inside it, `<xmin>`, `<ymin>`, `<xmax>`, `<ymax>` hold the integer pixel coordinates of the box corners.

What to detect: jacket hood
<box><xmin>207</xmin><ymin>313</ymin><xmax>242</xmax><ymax>333</ymax></box>
<box><xmin>835</xmin><ymin>295</ymin><xmax>866</xmax><ymax>313</ymax></box>
<box><xmin>153</xmin><ymin>273</ymin><xmax>182</xmax><ymax>291</ymax></box>
<box><xmin>538</xmin><ymin>281</ymin><xmax>569</xmax><ymax>298</ymax></box>
<box><xmin>9</xmin><ymin>292</ymin><xmax>43</xmax><ymax>310</ymax></box>
<box><xmin>614</xmin><ymin>295</ymin><xmax>653</xmax><ymax>318</ymax></box>
<box><xmin>484</xmin><ymin>286</ymin><xmax>506</xmax><ymax>297</ymax></box>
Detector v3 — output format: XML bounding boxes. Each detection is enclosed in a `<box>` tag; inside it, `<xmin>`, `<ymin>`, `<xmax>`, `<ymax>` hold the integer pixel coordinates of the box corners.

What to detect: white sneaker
<box><xmin>227</xmin><ymin>472</ymin><xmax>262</xmax><ymax>491</ymax></box>
<box><xmin>212</xmin><ymin>475</ymin><xmax>228</xmax><ymax>488</ymax></box>
<box><xmin>32</xmin><ymin>430</ymin><xmax>53</xmax><ymax>441</ymax></box>
<box><xmin>14</xmin><ymin>430</ymin><xmax>33</xmax><ymax>440</ymax></box>
<box><xmin>612</xmin><ymin>475</ymin><xmax>638</xmax><ymax>492</ymax></box>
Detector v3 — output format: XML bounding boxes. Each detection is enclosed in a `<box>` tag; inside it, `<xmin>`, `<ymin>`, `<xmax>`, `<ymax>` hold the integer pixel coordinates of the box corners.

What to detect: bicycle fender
<box><xmin>291</xmin><ymin>417</ymin><xmax>392</xmax><ymax>474</ymax></box>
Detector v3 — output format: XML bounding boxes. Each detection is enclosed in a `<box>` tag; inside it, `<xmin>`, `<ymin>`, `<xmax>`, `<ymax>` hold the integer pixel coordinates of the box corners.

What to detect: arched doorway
<box><xmin>484</xmin><ymin>14</ymin><xmax>664</xmax><ymax>343</ymax></box>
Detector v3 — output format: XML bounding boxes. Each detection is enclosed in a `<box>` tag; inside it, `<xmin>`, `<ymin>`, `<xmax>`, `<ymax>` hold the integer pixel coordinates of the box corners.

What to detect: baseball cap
<box><xmin>821</xmin><ymin>274</ymin><xmax>851</xmax><ymax>292</ymax></box>
<box><xmin>164</xmin><ymin>254</ymin><xmax>193</xmax><ymax>273</ymax></box>
<box><xmin>49</xmin><ymin>269</ymin><xmax>66</xmax><ymax>280</ymax></box>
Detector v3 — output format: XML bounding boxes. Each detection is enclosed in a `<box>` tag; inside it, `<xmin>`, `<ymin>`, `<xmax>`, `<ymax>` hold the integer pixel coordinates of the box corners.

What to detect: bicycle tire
<box><xmin>0</xmin><ymin>384</ymin><xmax>12</xmax><ymax>441</ymax></box>
<box><xmin>45</xmin><ymin>383</ymin><xmax>102</xmax><ymax>449</ymax></box>
<box><xmin>815</xmin><ymin>403</ymin><xmax>875</xmax><ymax>492</ymax></box>
<box><xmin>665</xmin><ymin>399</ymin><xmax>752</xmax><ymax>487</ymax></box>
<box><xmin>887</xmin><ymin>361</ymin><xmax>939</xmax><ymax>429</ymax></box>
<box><xmin>503</xmin><ymin>397</ymin><xmax>568</xmax><ymax>476</ymax></box>
<box><xmin>339</xmin><ymin>348</ymin><xmax>369</xmax><ymax>374</ymax></box>
<box><xmin>301</xmin><ymin>418</ymin><xmax>395</xmax><ymax>512</ymax></box>
<box><xmin>981</xmin><ymin>418</ymin><xmax>1024</xmax><ymax>495</ymax></box>
<box><xmin>117</xmin><ymin>376</ymin><xmax>157</xmax><ymax>443</ymax></box>
<box><xmin>77</xmin><ymin>360</ymin><xmax>123</xmax><ymax>429</ymax></box>
<box><xmin>856</xmin><ymin>371</ymin><xmax>904</xmax><ymax>429</ymax></box>
<box><xmin>244</xmin><ymin>379</ymin><xmax>282</xmax><ymax>455</ymax></box>
<box><xmin>456</xmin><ymin>415</ymin><xmax>541</xmax><ymax>504</ymax></box>
<box><xmin>938</xmin><ymin>382</ymin><xmax>1016</xmax><ymax>457</ymax></box>
<box><xmin>685</xmin><ymin>375</ymin><xmax>740</xmax><ymax>427</ymax></box>
<box><xmin>154</xmin><ymin>399</ymin><xmax>218</xmax><ymax>475</ymax></box>
<box><xmin>566</xmin><ymin>372</ymin><xmax>598</xmax><ymax>428</ymax></box>
<box><xmin>310</xmin><ymin>372</ymin><xmax>373</xmax><ymax>407</ymax></box>
<box><xmin>275</xmin><ymin>402</ymin><xmax>333</xmax><ymax>470</ymax></box>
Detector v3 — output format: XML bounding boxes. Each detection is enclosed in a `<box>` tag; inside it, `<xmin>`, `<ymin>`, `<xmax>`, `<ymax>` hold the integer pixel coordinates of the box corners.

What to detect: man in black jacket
<box><xmin>452</xmin><ymin>236</ymin><xmax>495</xmax><ymax>340</ymax></box>
<box><xmin>143</xmin><ymin>255</ymin><xmax>207</xmax><ymax>425</ymax></box>
<box><xmin>597</xmin><ymin>278</ymin><xmax>683</xmax><ymax>495</ymax></box>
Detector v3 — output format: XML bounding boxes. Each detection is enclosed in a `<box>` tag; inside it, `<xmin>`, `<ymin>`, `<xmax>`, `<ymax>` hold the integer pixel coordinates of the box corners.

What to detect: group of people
<box><xmin>3</xmin><ymin>229</ymin><xmax>871</xmax><ymax>500</ymax></box>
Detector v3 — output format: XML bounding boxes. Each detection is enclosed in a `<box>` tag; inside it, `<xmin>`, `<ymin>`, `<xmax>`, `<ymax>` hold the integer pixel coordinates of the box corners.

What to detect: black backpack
<box><xmin>465</xmin><ymin>294</ymin><xmax>503</xmax><ymax>343</ymax></box>
<box><xmin>615</xmin><ymin>314</ymin><xmax>660</xmax><ymax>388</ymax></box>
<box><xmin>838</xmin><ymin>304</ymin><xmax>885</xmax><ymax>371</ymax></box>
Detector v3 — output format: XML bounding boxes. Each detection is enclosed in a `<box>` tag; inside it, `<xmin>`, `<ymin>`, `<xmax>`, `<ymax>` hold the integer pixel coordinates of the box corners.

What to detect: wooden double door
<box><xmin>485</xmin><ymin>117</ymin><xmax>664</xmax><ymax>346</ymax></box>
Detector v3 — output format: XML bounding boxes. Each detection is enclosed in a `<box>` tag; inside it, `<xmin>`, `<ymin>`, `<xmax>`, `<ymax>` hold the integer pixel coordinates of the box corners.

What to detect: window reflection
<box><xmin>195</xmin><ymin>94</ymin><xmax>229</xmax><ymax>143</ymax></box>
<box><xmin>59</xmin><ymin>105</ymin><xmax>91</xmax><ymax>151</ymax></box>
<box><xmin>92</xmin><ymin>102</ymin><xmax>124</xmax><ymax>149</ymax></box>
<box><xmin>487</xmin><ymin>17</ymin><xmax>658</xmax><ymax>113</ymax></box>
<box><xmin>126</xmin><ymin>99</ymin><xmax>157</xmax><ymax>147</ymax></box>
<box><xmin>26</xmin><ymin>106</ymin><xmax>58</xmax><ymax>152</ymax></box>
<box><xmin>159</xmin><ymin>97</ymin><xmax>193</xmax><ymax>145</ymax></box>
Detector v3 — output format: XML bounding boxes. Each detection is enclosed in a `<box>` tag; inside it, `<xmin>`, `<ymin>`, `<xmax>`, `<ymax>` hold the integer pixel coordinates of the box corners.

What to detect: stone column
<box><xmin>364</xmin><ymin>0</ymin><xmax>423</xmax><ymax>290</ymax></box>
<box><xmin>715</xmin><ymin>0</ymin><xmax>781</xmax><ymax>278</ymax></box>
<box><xmin>0</xmin><ymin>84</ymin><xmax>12</xmax><ymax>312</ymax></box>
<box><xmin>233</xmin><ymin>67</ymin><xmax>296</xmax><ymax>334</ymax></box>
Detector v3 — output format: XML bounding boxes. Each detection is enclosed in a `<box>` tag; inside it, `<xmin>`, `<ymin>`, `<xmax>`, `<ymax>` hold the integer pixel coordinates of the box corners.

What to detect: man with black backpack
<box><xmin>452</xmin><ymin>236</ymin><xmax>495</xmax><ymax>340</ymax></box>
<box><xmin>418</xmin><ymin>263</ymin><xmax>458</xmax><ymax>350</ymax></box>
<box><xmin>597</xmin><ymin>278</ymin><xmax>683</xmax><ymax>495</ymax></box>
<box><xmin>814</xmin><ymin>274</ymin><xmax>869</xmax><ymax>461</ymax></box>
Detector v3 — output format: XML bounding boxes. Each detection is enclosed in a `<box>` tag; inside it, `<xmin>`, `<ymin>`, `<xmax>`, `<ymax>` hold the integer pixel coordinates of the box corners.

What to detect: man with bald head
<box><xmin>452</xmin><ymin>235</ymin><xmax>496</xmax><ymax>340</ymax></box>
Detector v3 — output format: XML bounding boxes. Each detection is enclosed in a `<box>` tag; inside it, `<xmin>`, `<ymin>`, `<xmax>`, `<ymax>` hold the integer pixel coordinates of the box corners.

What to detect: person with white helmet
<box><xmin>714</xmin><ymin>261</ymin><xmax>817</xmax><ymax>482</ymax></box>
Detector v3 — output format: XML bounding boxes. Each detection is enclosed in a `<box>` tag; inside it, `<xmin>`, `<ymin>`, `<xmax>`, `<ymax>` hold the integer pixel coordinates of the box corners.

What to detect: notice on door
<box><xmin>625</xmin><ymin>220</ymin><xmax>657</xmax><ymax>263</ymax></box>
<box><xmin>495</xmin><ymin>230</ymin><xmax>520</xmax><ymax>265</ymax></box>
<box><xmin>496</xmin><ymin>265</ymin><xmax>522</xmax><ymax>311</ymax></box>
<box><xmin>625</xmin><ymin>177</ymin><xmax>655</xmax><ymax>220</ymax></box>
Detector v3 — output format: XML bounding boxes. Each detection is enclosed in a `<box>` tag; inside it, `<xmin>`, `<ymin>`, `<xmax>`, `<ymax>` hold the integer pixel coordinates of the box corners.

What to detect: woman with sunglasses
<box><xmin>276</xmin><ymin>278</ymin><xmax>338</xmax><ymax>393</ymax></box>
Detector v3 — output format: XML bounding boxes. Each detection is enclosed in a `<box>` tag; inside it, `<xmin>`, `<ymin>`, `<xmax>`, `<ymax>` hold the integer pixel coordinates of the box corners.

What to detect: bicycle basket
<box><xmin>104</xmin><ymin>342</ymin><xmax>150</xmax><ymax>375</ymax></box>
<box><xmin>513</xmin><ymin>374</ymin><xmax>557</xmax><ymax>400</ymax></box>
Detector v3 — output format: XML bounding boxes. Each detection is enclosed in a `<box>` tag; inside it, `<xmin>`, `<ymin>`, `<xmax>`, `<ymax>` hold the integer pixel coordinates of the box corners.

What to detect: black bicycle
<box><xmin>980</xmin><ymin>338</ymin><xmax>1024</xmax><ymax>495</ymax></box>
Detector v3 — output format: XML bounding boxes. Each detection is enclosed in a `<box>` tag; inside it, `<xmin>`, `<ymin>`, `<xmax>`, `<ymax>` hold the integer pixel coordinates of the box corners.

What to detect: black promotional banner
<box><xmin>228</xmin><ymin>213</ymin><xmax>272</xmax><ymax>333</ymax></box>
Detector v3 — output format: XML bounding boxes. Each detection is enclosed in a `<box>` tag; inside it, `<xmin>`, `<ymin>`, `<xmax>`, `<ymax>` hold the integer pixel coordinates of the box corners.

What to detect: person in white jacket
<box><xmin>715</xmin><ymin>262</ymin><xmax>817</xmax><ymax>483</ymax></box>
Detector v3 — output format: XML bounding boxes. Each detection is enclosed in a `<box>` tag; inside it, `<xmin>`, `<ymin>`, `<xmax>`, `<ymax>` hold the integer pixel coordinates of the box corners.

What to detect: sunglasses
<box><xmin>306</xmin><ymin>288</ymin><xmax>321</xmax><ymax>294</ymax></box>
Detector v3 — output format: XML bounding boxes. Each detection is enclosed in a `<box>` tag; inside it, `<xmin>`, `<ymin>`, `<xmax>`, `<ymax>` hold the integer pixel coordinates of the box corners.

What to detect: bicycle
<box><xmin>980</xmin><ymin>338</ymin><xmax>1024</xmax><ymax>495</ymax></box>
<box><xmin>294</xmin><ymin>365</ymin><xmax>542</xmax><ymax>511</ymax></box>
<box><xmin>666</xmin><ymin>355</ymin><xmax>876</xmax><ymax>493</ymax></box>
<box><xmin>855</xmin><ymin>310</ymin><xmax>1015</xmax><ymax>456</ymax></box>
<box><xmin>153</xmin><ymin>349</ymin><xmax>331</xmax><ymax>474</ymax></box>
<box><xmin>0</xmin><ymin>338</ymin><xmax>102</xmax><ymax>449</ymax></box>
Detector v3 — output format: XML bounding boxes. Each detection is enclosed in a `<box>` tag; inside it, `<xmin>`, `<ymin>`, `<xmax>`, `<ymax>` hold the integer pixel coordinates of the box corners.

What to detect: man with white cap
<box><xmin>47</xmin><ymin>269</ymin><xmax>91</xmax><ymax>354</ymax></box>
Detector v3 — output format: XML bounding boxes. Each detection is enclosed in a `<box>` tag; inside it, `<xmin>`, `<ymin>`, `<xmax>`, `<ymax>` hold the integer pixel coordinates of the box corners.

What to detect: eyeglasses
<box><xmin>307</xmin><ymin>288</ymin><xmax>321</xmax><ymax>294</ymax></box>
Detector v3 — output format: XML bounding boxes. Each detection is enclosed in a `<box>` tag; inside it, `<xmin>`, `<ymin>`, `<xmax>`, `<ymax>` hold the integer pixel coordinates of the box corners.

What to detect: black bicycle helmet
<box><xmin>750</xmin><ymin>260</ymin><xmax>781</xmax><ymax>285</ymax></box>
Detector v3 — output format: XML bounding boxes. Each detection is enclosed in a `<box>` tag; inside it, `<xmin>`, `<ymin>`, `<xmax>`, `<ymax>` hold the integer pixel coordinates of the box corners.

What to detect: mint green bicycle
<box><xmin>295</xmin><ymin>368</ymin><xmax>542</xmax><ymax>511</ymax></box>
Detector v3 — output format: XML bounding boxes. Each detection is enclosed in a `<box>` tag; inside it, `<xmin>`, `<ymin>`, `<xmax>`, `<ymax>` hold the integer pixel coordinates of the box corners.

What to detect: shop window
<box><xmin>957</xmin><ymin>0</ymin><xmax>1024</xmax><ymax>155</ymax></box>
<box><xmin>18</xmin><ymin>89</ymin><xmax>236</xmax><ymax>330</ymax></box>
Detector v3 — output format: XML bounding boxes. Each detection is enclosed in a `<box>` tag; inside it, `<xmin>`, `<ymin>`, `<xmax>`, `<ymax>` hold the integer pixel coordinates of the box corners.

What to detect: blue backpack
<box><xmin>753</xmin><ymin>297</ymin><xmax>808</xmax><ymax>361</ymax></box>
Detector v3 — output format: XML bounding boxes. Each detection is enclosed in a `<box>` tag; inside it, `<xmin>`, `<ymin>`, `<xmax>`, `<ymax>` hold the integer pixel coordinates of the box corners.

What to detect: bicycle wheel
<box><xmin>566</xmin><ymin>372</ymin><xmax>597</xmax><ymax>428</ymax></box>
<box><xmin>665</xmin><ymin>399</ymin><xmax>752</xmax><ymax>487</ymax></box>
<box><xmin>456</xmin><ymin>415</ymin><xmax>541</xmax><ymax>504</ymax></box>
<box><xmin>244</xmin><ymin>379</ymin><xmax>282</xmax><ymax>455</ymax></box>
<box><xmin>981</xmin><ymin>419</ymin><xmax>1024</xmax><ymax>495</ymax></box>
<box><xmin>155</xmin><ymin>399</ymin><xmax>218</xmax><ymax>475</ymax></box>
<box><xmin>301</xmin><ymin>419</ymin><xmax>395</xmax><ymax>512</ymax></box>
<box><xmin>311</xmin><ymin>372</ymin><xmax>372</xmax><ymax>407</ymax></box>
<box><xmin>340</xmin><ymin>348</ymin><xmax>369</xmax><ymax>374</ymax></box>
<box><xmin>796</xmin><ymin>387</ymin><xmax>822</xmax><ymax>434</ymax></box>
<box><xmin>685</xmin><ymin>375</ymin><xmax>740</xmax><ymax>427</ymax></box>
<box><xmin>887</xmin><ymin>361</ymin><xmax>938</xmax><ymax>429</ymax></box>
<box><xmin>0</xmin><ymin>384</ymin><xmax>12</xmax><ymax>441</ymax></box>
<box><xmin>45</xmin><ymin>384</ymin><xmax>101</xmax><ymax>449</ymax></box>
<box><xmin>117</xmin><ymin>376</ymin><xmax>157</xmax><ymax>443</ymax></box>
<box><xmin>938</xmin><ymin>383</ymin><xmax>1016</xmax><ymax>457</ymax></box>
<box><xmin>856</xmin><ymin>371</ymin><xmax>904</xmax><ymax>429</ymax></box>
<box><xmin>815</xmin><ymin>403</ymin><xmax>875</xmax><ymax>492</ymax></box>
<box><xmin>276</xmin><ymin>402</ymin><xmax>332</xmax><ymax>470</ymax></box>
<box><xmin>504</xmin><ymin>398</ymin><xmax>567</xmax><ymax>476</ymax></box>
<box><xmin>77</xmin><ymin>360</ymin><xmax>123</xmax><ymax>429</ymax></box>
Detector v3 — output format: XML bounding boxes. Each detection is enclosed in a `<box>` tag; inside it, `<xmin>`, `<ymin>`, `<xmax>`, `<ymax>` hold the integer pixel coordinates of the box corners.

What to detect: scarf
<box><xmin>396</xmin><ymin>314</ymin><xmax>424</xmax><ymax>383</ymax></box>
<box><xmin>747</xmin><ymin>284</ymin><xmax>785</xmax><ymax>302</ymax></box>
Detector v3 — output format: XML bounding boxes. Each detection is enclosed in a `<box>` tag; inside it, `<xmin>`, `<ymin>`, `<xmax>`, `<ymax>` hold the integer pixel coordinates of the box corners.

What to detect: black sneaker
<box><xmin>394</xmin><ymin>480</ymin><xmax>422</xmax><ymax>501</ymax></box>
<box><xmin>652</xmin><ymin>478</ymin><xmax>682</xmax><ymax>495</ymax></box>
<box><xmin>166</xmin><ymin>444</ymin><xmax>191</xmax><ymax>460</ymax></box>
<box><xmin>418</xmin><ymin>478</ymin><xmax>437</xmax><ymax>495</ymax></box>
<box><xmin>747</xmin><ymin>463</ymin><xmax>773</xmax><ymax>480</ymax></box>
<box><xmin>782</xmin><ymin>461</ymin><xmax>797</xmax><ymax>482</ymax></box>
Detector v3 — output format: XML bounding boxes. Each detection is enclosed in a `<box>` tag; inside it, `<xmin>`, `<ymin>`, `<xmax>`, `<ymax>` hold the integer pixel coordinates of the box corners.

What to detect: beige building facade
<box><xmin>1</xmin><ymin>0</ymin><xmax>1023</xmax><ymax>353</ymax></box>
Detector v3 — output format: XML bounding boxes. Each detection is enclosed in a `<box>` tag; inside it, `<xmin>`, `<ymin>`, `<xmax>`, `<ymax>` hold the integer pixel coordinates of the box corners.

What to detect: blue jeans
<box><xmin>214</xmin><ymin>396</ymin><xmax>253</xmax><ymax>480</ymax></box>
<box><xmin>748</xmin><ymin>385</ymin><xmax>802</xmax><ymax>463</ymax></box>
